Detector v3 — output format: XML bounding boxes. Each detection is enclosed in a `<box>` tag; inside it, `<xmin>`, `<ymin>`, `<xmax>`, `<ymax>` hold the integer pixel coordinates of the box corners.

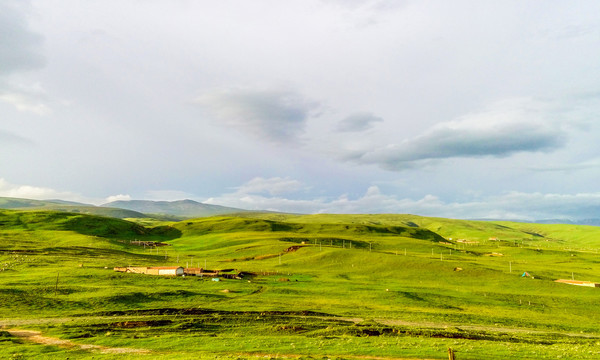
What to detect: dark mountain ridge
<box><xmin>101</xmin><ymin>199</ymin><xmax>249</xmax><ymax>218</ymax></box>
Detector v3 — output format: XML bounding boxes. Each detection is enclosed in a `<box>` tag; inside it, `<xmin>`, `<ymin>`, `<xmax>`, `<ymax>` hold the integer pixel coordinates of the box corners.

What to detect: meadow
<box><xmin>2</xmin><ymin>209</ymin><xmax>600</xmax><ymax>359</ymax></box>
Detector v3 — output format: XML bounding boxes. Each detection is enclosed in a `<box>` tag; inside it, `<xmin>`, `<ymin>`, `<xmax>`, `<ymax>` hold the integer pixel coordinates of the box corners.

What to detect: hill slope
<box><xmin>0</xmin><ymin>209</ymin><xmax>180</xmax><ymax>240</ymax></box>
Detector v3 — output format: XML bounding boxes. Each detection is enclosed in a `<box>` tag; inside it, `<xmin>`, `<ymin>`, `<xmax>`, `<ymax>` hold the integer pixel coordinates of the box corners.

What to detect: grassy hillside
<box><xmin>3</xmin><ymin>211</ymin><xmax>600</xmax><ymax>359</ymax></box>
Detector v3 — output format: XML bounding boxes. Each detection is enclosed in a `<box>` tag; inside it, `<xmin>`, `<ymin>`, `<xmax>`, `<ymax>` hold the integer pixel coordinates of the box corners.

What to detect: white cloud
<box><xmin>0</xmin><ymin>178</ymin><xmax>85</xmax><ymax>203</ymax></box>
<box><xmin>234</xmin><ymin>177</ymin><xmax>306</xmax><ymax>196</ymax></box>
<box><xmin>104</xmin><ymin>194</ymin><xmax>132</xmax><ymax>203</ymax></box>
<box><xmin>205</xmin><ymin>177</ymin><xmax>600</xmax><ymax>220</ymax></box>
<box><xmin>0</xmin><ymin>88</ymin><xmax>51</xmax><ymax>115</ymax></box>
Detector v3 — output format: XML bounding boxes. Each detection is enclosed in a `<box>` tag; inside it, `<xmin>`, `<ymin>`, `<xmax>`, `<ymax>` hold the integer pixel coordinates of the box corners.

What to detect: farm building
<box><xmin>113</xmin><ymin>266</ymin><xmax>183</xmax><ymax>276</ymax></box>
<box><xmin>146</xmin><ymin>266</ymin><xmax>184</xmax><ymax>276</ymax></box>
<box><xmin>183</xmin><ymin>268</ymin><xmax>218</xmax><ymax>276</ymax></box>
<box><xmin>554</xmin><ymin>279</ymin><xmax>600</xmax><ymax>288</ymax></box>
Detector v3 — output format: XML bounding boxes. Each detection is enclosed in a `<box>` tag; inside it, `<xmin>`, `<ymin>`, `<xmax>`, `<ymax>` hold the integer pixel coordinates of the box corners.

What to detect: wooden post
<box><xmin>448</xmin><ymin>347</ymin><xmax>456</xmax><ymax>360</ymax></box>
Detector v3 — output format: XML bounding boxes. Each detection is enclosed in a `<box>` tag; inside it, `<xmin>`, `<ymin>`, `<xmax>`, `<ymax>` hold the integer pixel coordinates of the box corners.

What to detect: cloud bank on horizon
<box><xmin>2</xmin><ymin>0</ymin><xmax>600</xmax><ymax>221</ymax></box>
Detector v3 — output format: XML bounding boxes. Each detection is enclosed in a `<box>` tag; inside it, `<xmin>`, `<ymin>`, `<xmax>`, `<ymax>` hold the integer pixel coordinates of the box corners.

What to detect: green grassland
<box><xmin>2</xmin><ymin>209</ymin><xmax>600</xmax><ymax>359</ymax></box>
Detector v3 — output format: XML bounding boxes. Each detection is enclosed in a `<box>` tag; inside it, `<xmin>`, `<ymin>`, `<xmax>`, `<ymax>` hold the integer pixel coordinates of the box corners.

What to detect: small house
<box><xmin>146</xmin><ymin>266</ymin><xmax>184</xmax><ymax>276</ymax></box>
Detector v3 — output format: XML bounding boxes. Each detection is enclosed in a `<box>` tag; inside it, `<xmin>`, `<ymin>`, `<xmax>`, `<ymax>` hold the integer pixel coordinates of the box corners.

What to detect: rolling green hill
<box><xmin>3</xmin><ymin>211</ymin><xmax>600</xmax><ymax>359</ymax></box>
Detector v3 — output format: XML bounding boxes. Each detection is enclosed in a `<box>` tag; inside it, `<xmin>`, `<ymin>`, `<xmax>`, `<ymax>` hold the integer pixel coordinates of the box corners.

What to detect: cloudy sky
<box><xmin>2</xmin><ymin>0</ymin><xmax>600</xmax><ymax>220</ymax></box>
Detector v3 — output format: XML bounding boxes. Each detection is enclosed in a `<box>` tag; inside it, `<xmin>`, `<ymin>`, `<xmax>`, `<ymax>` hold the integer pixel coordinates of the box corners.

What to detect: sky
<box><xmin>2</xmin><ymin>0</ymin><xmax>600</xmax><ymax>220</ymax></box>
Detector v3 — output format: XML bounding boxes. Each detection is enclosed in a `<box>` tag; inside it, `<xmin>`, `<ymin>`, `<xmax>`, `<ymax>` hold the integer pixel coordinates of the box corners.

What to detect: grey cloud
<box><xmin>344</xmin><ymin>102</ymin><xmax>569</xmax><ymax>170</ymax></box>
<box><xmin>0</xmin><ymin>1</ymin><xmax>45</xmax><ymax>75</ymax></box>
<box><xmin>0</xmin><ymin>1</ymin><xmax>47</xmax><ymax>113</ymax></box>
<box><xmin>0</xmin><ymin>129</ymin><xmax>34</xmax><ymax>146</ymax></box>
<box><xmin>336</xmin><ymin>112</ymin><xmax>383</xmax><ymax>132</ymax></box>
<box><xmin>197</xmin><ymin>88</ymin><xmax>319</xmax><ymax>143</ymax></box>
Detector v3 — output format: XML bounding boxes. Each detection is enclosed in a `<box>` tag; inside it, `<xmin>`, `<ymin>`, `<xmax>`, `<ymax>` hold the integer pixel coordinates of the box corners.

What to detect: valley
<box><xmin>2</xmin><ymin>209</ymin><xmax>600</xmax><ymax>359</ymax></box>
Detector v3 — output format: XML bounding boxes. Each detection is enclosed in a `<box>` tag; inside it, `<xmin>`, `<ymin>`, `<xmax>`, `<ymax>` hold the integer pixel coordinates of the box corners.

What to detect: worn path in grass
<box><xmin>6</xmin><ymin>329</ymin><xmax>151</xmax><ymax>354</ymax></box>
<box><xmin>303</xmin><ymin>316</ymin><xmax>600</xmax><ymax>340</ymax></box>
<box><xmin>4</xmin><ymin>313</ymin><xmax>600</xmax><ymax>341</ymax></box>
<box><xmin>6</xmin><ymin>326</ymin><xmax>437</xmax><ymax>360</ymax></box>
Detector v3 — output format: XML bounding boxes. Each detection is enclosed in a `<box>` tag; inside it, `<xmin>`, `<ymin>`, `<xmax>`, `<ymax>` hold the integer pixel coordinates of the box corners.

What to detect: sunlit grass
<box><xmin>3</xmin><ymin>210</ymin><xmax>600</xmax><ymax>358</ymax></box>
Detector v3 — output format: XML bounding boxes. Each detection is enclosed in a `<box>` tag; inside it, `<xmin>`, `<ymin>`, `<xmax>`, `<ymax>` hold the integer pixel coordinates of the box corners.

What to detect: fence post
<box><xmin>448</xmin><ymin>347</ymin><xmax>456</xmax><ymax>360</ymax></box>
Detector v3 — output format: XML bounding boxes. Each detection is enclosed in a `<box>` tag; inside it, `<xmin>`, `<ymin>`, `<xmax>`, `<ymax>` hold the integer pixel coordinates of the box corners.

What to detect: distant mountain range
<box><xmin>473</xmin><ymin>217</ymin><xmax>600</xmax><ymax>226</ymax></box>
<box><xmin>0</xmin><ymin>197</ymin><xmax>148</xmax><ymax>219</ymax></box>
<box><xmin>101</xmin><ymin>199</ymin><xmax>250</xmax><ymax>218</ymax></box>
<box><xmin>534</xmin><ymin>219</ymin><xmax>600</xmax><ymax>226</ymax></box>
<box><xmin>0</xmin><ymin>197</ymin><xmax>250</xmax><ymax>220</ymax></box>
<box><xmin>2</xmin><ymin>196</ymin><xmax>600</xmax><ymax>225</ymax></box>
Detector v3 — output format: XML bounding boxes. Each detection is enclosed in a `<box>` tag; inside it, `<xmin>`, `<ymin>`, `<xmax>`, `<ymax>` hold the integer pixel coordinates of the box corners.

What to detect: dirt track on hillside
<box><xmin>6</xmin><ymin>329</ymin><xmax>151</xmax><ymax>354</ymax></box>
